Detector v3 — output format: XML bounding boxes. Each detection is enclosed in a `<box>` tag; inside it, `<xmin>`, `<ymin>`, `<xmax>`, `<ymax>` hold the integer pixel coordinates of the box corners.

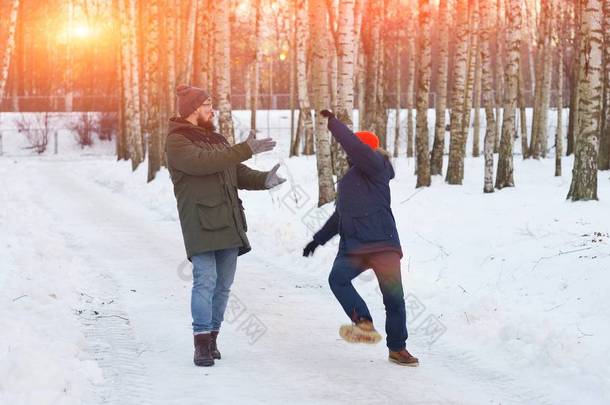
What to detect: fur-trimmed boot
<box><xmin>339</xmin><ymin>319</ymin><xmax>382</xmax><ymax>344</ymax></box>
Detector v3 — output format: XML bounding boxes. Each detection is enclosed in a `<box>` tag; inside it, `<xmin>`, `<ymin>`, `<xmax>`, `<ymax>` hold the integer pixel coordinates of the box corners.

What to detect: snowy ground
<box><xmin>1</xmin><ymin>110</ymin><xmax>609</xmax><ymax>404</ymax></box>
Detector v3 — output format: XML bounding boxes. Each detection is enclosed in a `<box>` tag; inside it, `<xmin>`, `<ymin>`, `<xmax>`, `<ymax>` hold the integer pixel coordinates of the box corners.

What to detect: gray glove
<box><xmin>245</xmin><ymin>130</ymin><xmax>277</xmax><ymax>155</ymax></box>
<box><xmin>265</xmin><ymin>163</ymin><xmax>286</xmax><ymax>189</ymax></box>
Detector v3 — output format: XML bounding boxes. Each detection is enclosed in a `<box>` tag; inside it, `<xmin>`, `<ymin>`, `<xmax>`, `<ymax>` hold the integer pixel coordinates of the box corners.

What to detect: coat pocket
<box><xmin>196</xmin><ymin>194</ymin><xmax>231</xmax><ymax>231</ymax></box>
<box><xmin>350</xmin><ymin>208</ymin><xmax>393</xmax><ymax>242</ymax></box>
<box><xmin>237</xmin><ymin>197</ymin><xmax>248</xmax><ymax>232</ymax></box>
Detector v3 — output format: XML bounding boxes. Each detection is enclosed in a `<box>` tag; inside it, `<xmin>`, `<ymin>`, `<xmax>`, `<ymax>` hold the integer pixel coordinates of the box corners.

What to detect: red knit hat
<box><xmin>354</xmin><ymin>131</ymin><xmax>379</xmax><ymax>150</ymax></box>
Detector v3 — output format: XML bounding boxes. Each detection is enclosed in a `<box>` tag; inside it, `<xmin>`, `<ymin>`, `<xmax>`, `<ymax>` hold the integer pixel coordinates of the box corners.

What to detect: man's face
<box><xmin>196</xmin><ymin>98</ymin><xmax>214</xmax><ymax>126</ymax></box>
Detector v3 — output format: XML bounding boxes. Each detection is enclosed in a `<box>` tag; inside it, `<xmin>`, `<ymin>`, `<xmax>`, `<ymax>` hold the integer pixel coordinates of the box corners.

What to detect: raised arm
<box><xmin>325</xmin><ymin>114</ymin><xmax>385</xmax><ymax>177</ymax></box>
<box><xmin>165</xmin><ymin>133</ymin><xmax>253</xmax><ymax>176</ymax></box>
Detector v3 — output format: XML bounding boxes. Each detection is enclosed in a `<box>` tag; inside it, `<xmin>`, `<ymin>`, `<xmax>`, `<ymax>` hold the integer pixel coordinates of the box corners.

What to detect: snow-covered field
<box><xmin>1</xmin><ymin>110</ymin><xmax>609</xmax><ymax>404</ymax></box>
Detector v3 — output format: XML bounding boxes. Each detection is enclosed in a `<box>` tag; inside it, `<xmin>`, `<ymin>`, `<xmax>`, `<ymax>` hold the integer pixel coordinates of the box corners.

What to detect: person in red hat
<box><xmin>303</xmin><ymin>110</ymin><xmax>418</xmax><ymax>367</ymax></box>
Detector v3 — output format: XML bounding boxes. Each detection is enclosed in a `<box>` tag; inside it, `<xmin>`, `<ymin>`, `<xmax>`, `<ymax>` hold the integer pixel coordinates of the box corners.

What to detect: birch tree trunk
<box><xmin>495</xmin><ymin>0</ymin><xmax>521</xmax><ymax>189</ymax></box>
<box><xmin>555</xmin><ymin>39</ymin><xmax>564</xmax><ymax>177</ymax></box>
<box><xmin>568</xmin><ymin>0</ymin><xmax>603</xmax><ymax>201</ymax></box>
<box><xmin>250</xmin><ymin>0</ymin><xmax>263</xmax><ymax>131</ymax></box>
<box><xmin>598</xmin><ymin>0</ymin><xmax>610</xmax><ymax>170</ymax></box>
<box><xmin>181</xmin><ymin>0</ymin><xmax>197</xmax><ymax>84</ymax></box>
<box><xmin>494</xmin><ymin>0</ymin><xmax>505</xmax><ymax>153</ymax></box>
<box><xmin>146</xmin><ymin>0</ymin><xmax>162</xmax><ymax>182</ymax></box>
<box><xmin>213</xmin><ymin>0</ymin><xmax>235</xmax><ymax>144</ymax></box>
<box><xmin>295</xmin><ymin>0</ymin><xmax>315</xmax><ymax>156</ymax></box>
<box><xmin>118</xmin><ymin>0</ymin><xmax>144</xmax><ymax>171</ymax></box>
<box><xmin>393</xmin><ymin>31</ymin><xmax>402</xmax><ymax>158</ymax></box>
<box><xmin>194</xmin><ymin>0</ymin><xmax>211</xmax><ymax>87</ymax></box>
<box><xmin>529</xmin><ymin>1</ymin><xmax>553</xmax><ymax>159</ymax></box>
<box><xmin>462</xmin><ymin>0</ymin><xmax>479</xmax><ymax>160</ymax></box>
<box><xmin>334</xmin><ymin>0</ymin><xmax>357</xmax><ymax>177</ymax></box>
<box><xmin>446</xmin><ymin>0</ymin><xmax>470</xmax><ymax>185</ymax></box>
<box><xmin>430</xmin><ymin>0</ymin><xmax>449</xmax><ymax>175</ymax></box>
<box><xmin>310</xmin><ymin>0</ymin><xmax>336</xmax><ymax>205</ymax></box>
<box><xmin>472</xmin><ymin>39</ymin><xmax>482</xmax><ymax>157</ymax></box>
<box><xmin>166</xmin><ymin>3</ymin><xmax>177</xmax><ymax>114</ymax></box>
<box><xmin>0</xmin><ymin>0</ymin><xmax>19</xmax><ymax>103</ymax></box>
<box><xmin>518</xmin><ymin>61</ymin><xmax>529</xmax><ymax>157</ymax></box>
<box><xmin>362</xmin><ymin>0</ymin><xmax>387</xmax><ymax>147</ymax></box>
<box><xmin>405</xmin><ymin>2</ymin><xmax>416</xmax><ymax>158</ymax></box>
<box><xmin>480</xmin><ymin>0</ymin><xmax>497</xmax><ymax>192</ymax></box>
<box><xmin>415</xmin><ymin>0</ymin><xmax>432</xmax><ymax>187</ymax></box>
<box><xmin>567</xmin><ymin>2</ymin><xmax>583</xmax><ymax>156</ymax></box>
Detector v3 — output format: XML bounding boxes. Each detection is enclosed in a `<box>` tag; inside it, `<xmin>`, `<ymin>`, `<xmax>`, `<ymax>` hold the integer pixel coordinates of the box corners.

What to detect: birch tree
<box><xmin>529</xmin><ymin>0</ymin><xmax>553</xmax><ymax>159</ymax></box>
<box><xmin>334</xmin><ymin>0</ymin><xmax>357</xmax><ymax>176</ymax></box>
<box><xmin>430</xmin><ymin>0</ymin><xmax>449</xmax><ymax>175</ymax></box>
<box><xmin>213</xmin><ymin>0</ymin><xmax>235</xmax><ymax>144</ymax></box>
<box><xmin>405</xmin><ymin>0</ymin><xmax>416</xmax><ymax>158</ymax></box>
<box><xmin>480</xmin><ymin>0</ymin><xmax>497</xmax><ymax>192</ymax></box>
<box><xmin>555</xmin><ymin>0</ymin><xmax>565</xmax><ymax>176</ymax></box>
<box><xmin>446</xmin><ymin>0</ymin><xmax>470</xmax><ymax>185</ymax></box>
<box><xmin>415</xmin><ymin>0</ymin><xmax>432</xmax><ymax>187</ymax></box>
<box><xmin>118</xmin><ymin>0</ymin><xmax>144</xmax><ymax>170</ymax></box>
<box><xmin>495</xmin><ymin>0</ymin><xmax>521</xmax><ymax>189</ymax></box>
<box><xmin>598</xmin><ymin>0</ymin><xmax>610</xmax><ymax>170</ymax></box>
<box><xmin>194</xmin><ymin>0</ymin><xmax>211</xmax><ymax>87</ymax></box>
<box><xmin>310</xmin><ymin>0</ymin><xmax>336</xmax><ymax>205</ymax></box>
<box><xmin>0</xmin><ymin>0</ymin><xmax>19</xmax><ymax>104</ymax></box>
<box><xmin>294</xmin><ymin>0</ymin><xmax>315</xmax><ymax>156</ymax></box>
<box><xmin>250</xmin><ymin>0</ymin><xmax>263</xmax><ymax>132</ymax></box>
<box><xmin>146</xmin><ymin>0</ymin><xmax>162</xmax><ymax>181</ymax></box>
<box><xmin>568</xmin><ymin>0</ymin><xmax>603</xmax><ymax>201</ymax></box>
<box><xmin>494</xmin><ymin>0</ymin><xmax>505</xmax><ymax>152</ymax></box>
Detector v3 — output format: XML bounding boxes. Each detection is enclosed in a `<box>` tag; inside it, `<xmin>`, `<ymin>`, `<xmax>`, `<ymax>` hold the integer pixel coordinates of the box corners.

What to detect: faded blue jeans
<box><xmin>191</xmin><ymin>248</ymin><xmax>239</xmax><ymax>333</ymax></box>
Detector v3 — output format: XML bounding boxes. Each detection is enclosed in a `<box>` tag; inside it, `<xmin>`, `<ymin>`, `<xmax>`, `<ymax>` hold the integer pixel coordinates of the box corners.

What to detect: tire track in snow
<box><xmin>25</xmin><ymin>163</ymin><xmax>156</xmax><ymax>405</ymax></box>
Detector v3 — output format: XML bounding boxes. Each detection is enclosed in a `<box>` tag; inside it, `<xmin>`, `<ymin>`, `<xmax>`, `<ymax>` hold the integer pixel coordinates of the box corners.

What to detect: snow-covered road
<box><xmin>2</xmin><ymin>156</ymin><xmax>609</xmax><ymax>404</ymax></box>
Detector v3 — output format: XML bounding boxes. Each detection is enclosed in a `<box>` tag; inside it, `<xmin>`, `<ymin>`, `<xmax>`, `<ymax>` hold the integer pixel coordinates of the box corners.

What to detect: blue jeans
<box><xmin>328</xmin><ymin>251</ymin><xmax>408</xmax><ymax>351</ymax></box>
<box><xmin>191</xmin><ymin>248</ymin><xmax>239</xmax><ymax>333</ymax></box>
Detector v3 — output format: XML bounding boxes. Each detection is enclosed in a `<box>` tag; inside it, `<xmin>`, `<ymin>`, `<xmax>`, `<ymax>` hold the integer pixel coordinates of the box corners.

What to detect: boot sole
<box><xmin>339</xmin><ymin>324</ymin><xmax>382</xmax><ymax>344</ymax></box>
<box><xmin>194</xmin><ymin>359</ymin><xmax>215</xmax><ymax>367</ymax></box>
<box><xmin>388</xmin><ymin>356</ymin><xmax>419</xmax><ymax>367</ymax></box>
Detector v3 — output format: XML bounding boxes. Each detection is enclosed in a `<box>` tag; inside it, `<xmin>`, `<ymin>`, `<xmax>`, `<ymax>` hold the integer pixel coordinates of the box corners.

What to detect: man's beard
<box><xmin>197</xmin><ymin>117</ymin><xmax>216</xmax><ymax>132</ymax></box>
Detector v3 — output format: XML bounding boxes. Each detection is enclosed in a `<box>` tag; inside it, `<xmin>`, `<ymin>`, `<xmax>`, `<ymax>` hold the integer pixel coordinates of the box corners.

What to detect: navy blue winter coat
<box><xmin>313</xmin><ymin>116</ymin><xmax>403</xmax><ymax>258</ymax></box>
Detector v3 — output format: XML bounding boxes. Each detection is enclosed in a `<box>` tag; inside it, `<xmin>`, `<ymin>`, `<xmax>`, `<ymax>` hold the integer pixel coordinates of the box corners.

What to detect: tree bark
<box><xmin>334</xmin><ymin>0</ymin><xmax>357</xmax><ymax>177</ymax></box>
<box><xmin>310</xmin><ymin>0</ymin><xmax>336</xmax><ymax>205</ymax></box>
<box><xmin>415</xmin><ymin>0</ymin><xmax>432</xmax><ymax>187</ymax></box>
<box><xmin>430</xmin><ymin>0</ymin><xmax>449</xmax><ymax>175</ymax></box>
<box><xmin>295</xmin><ymin>0</ymin><xmax>315</xmax><ymax>156</ymax></box>
<box><xmin>598</xmin><ymin>0</ymin><xmax>610</xmax><ymax>170</ymax></box>
<box><xmin>568</xmin><ymin>0</ymin><xmax>603</xmax><ymax>201</ymax></box>
<box><xmin>146</xmin><ymin>0</ymin><xmax>162</xmax><ymax>182</ymax></box>
<box><xmin>0</xmin><ymin>0</ymin><xmax>20</xmax><ymax>103</ymax></box>
<box><xmin>446</xmin><ymin>0</ymin><xmax>470</xmax><ymax>185</ymax></box>
<box><xmin>213</xmin><ymin>0</ymin><xmax>235</xmax><ymax>144</ymax></box>
<box><xmin>480</xmin><ymin>0</ymin><xmax>497</xmax><ymax>192</ymax></box>
<box><xmin>495</xmin><ymin>0</ymin><xmax>521</xmax><ymax>189</ymax></box>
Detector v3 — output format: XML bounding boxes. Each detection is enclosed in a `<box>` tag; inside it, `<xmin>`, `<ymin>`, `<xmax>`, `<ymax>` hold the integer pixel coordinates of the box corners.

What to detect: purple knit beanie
<box><xmin>176</xmin><ymin>84</ymin><xmax>210</xmax><ymax>117</ymax></box>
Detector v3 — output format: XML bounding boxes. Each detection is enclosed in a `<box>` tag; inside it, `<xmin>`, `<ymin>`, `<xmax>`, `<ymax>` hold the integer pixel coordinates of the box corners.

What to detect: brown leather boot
<box><xmin>389</xmin><ymin>348</ymin><xmax>419</xmax><ymax>367</ymax></box>
<box><xmin>210</xmin><ymin>331</ymin><xmax>221</xmax><ymax>360</ymax></box>
<box><xmin>193</xmin><ymin>333</ymin><xmax>214</xmax><ymax>367</ymax></box>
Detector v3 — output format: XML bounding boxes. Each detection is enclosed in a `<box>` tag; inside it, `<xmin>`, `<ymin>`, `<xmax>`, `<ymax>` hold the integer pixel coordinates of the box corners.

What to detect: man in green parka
<box><xmin>165</xmin><ymin>84</ymin><xmax>285</xmax><ymax>367</ymax></box>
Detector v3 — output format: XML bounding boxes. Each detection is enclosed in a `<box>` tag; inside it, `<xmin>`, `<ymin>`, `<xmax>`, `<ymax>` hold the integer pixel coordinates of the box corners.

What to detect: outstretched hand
<box><xmin>320</xmin><ymin>110</ymin><xmax>335</xmax><ymax>119</ymax></box>
<box><xmin>303</xmin><ymin>240</ymin><xmax>320</xmax><ymax>257</ymax></box>
<box><xmin>265</xmin><ymin>163</ymin><xmax>286</xmax><ymax>189</ymax></box>
<box><xmin>245</xmin><ymin>130</ymin><xmax>277</xmax><ymax>155</ymax></box>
